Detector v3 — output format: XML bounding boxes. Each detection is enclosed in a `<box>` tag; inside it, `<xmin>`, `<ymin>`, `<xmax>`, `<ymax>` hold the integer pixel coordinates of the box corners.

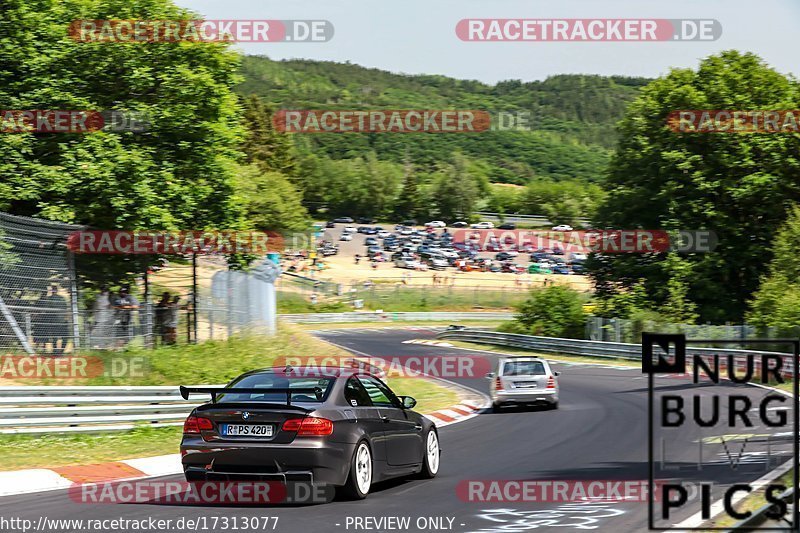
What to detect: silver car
<box><xmin>487</xmin><ymin>357</ymin><xmax>559</xmax><ymax>410</ymax></box>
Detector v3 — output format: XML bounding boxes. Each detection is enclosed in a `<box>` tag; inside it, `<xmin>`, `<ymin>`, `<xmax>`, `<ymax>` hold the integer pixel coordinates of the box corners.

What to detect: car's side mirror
<box><xmin>485</xmin><ymin>372</ymin><xmax>495</xmax><ymax>379</ymax></box>
<box><xmin>554</xmin><ymin>371</ymin><xmax>561</xmax><ymax>377</ymax></box>
<box><xmin>400</xmin><ymin>396</ymin><xmax>417</xmax><ymax>409</ymax></box>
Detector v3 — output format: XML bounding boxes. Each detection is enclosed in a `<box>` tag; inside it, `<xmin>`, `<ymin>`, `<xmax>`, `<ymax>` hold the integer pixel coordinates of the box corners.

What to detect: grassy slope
<box><xmin>236</xmin><ymin>56</ymin><xmax>648</xmax><ymax>182</ymax></box>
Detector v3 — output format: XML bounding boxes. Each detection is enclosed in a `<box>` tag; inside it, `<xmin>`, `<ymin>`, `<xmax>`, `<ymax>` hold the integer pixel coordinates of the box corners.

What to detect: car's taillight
<box><xmin>495</xmin><ymin>376</ymin><xmax>503</xmax><ymax>391</ymax></box>
<box><xmin>547</xmin><ymin>376</ymin><xmax>556</xmax><ymax>389</ymax></box>
<box><xmin>183</xmin><ymin>415</ymin><xmax>213</xmax><ymax>434</ymax></box>
<box><xmin>282</xmin><ymin>417</ymin><xmax>334</xmax><ymax>436</ymax></box>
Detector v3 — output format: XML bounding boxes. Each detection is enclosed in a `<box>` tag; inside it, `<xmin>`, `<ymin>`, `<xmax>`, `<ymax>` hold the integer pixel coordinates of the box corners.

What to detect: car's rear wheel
<box><xmin>418</xmin><ymin>429</ymin><xmax>440</xmax><ymax>478</ymax></box>
<box><xmin>340</xmin><ymin>441</ymin><xmax>372</xmax><ymax>500</ymax></box>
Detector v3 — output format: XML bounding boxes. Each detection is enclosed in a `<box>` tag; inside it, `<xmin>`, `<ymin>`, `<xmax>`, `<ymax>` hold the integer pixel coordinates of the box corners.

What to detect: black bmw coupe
<box><xmin>180</xmin><ymin>367</ymin><xmax>440</xmax><ymax>500</ymax></box>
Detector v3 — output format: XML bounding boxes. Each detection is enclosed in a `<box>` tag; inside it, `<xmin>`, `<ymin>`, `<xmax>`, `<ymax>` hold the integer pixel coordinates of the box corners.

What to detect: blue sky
<box><xmin>175</xmin><ymin>0</ymin><xmax>798</xmax><ymax>83</ymax></box>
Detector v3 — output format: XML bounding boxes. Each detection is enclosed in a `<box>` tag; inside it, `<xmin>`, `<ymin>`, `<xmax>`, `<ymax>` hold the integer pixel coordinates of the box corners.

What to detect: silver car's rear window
<box><xmin>219</xmin><ymin>374</ymin><xmax>335</xmax><ymax>403</ymax></box>
<box><xmin>502</xmin><ymin>361</ymin><xmax>546</xmax><ymax>376</ymax></box>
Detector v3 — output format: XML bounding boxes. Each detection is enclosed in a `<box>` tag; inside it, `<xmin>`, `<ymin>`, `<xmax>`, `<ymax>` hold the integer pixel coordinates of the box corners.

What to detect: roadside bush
<box><xmin>511</xmin><ymin>285</ymin><xmax>587</xmax><ymax>338</ymax></box>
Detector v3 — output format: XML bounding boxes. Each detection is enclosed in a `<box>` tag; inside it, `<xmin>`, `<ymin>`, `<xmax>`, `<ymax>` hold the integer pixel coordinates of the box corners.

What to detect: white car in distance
<box><xmin>471</xmin><ymin>221</ymin><xmax>495</xmax><ymax>229</ymax></box>
<box><xmin>552</xmin><ymin>224</ymin><xmax>573</xmax><ymax>232</ymax></box>
<box><xmin>425</xmin><ymin>220</ymin><xmax>447</xmax><ymax>228</ymax></box>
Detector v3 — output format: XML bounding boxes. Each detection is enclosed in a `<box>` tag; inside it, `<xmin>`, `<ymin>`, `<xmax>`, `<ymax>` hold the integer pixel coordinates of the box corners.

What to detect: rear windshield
<box><xmin>502</xmin><ymin>360</ymin><xmax>546</xmax><ymax>376</ymax></box>
<box><xmin>218</xmin><ymin>373</ymin><xmax>335</xmax><ymax>403</ymax></box>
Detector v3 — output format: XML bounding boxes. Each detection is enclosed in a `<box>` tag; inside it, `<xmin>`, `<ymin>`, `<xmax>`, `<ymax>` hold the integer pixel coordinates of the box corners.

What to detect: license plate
<box><xmin>514</xmin><ymin>382</ymin><xmax>536</xmax><ymax>389</ymax></box>
<box><xmin>222</xmin><ymin>424</ymin><xmax>274</xmax><ymax>437</ymax></box>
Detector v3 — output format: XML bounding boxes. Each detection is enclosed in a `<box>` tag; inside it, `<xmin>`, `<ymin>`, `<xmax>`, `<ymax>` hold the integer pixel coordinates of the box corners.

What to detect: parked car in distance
<box><xmin>356</xmin><ymin>216</ymin><xmax>374</xmax><ymax>224</ymax></box>
<box><xmin>339</xmin><ymin>233</ymin><xmax>353</xmax><ymax>241</ymax></box>
<box><xmin>364</xmin><ymin>237</ymin><xmax>378</xmax><ymax>246</ymax></box>
<box><xmin>334</xmin><ymin>217</ymin><xmax>355</xmax><ymax>224</ymax></box>
<box><xmin>425</xmin><ymin>220</ymin><xmax>446</xmax><ymax>228</ymax></box>
<box><xmin>552</xmin><ymin>224</ymin><xmax>573</xmax><ymax>232</ymax></box>
<box><xmin>487</xmin><ymin>357</ymin><xmax>559</xmax><ymax>410</ymax></box>
<box><xmin>528</xmin><ymin>263</ymin><xmax>552</xmax><ymax>274</ymax></box>
<box><xmin>325</xmin><ymin>221</ymin><xmax>336</xmax><ymax>228</ymax></box>
<box><xmin>343</xmin><ymin>226</ymin><xmax>357</xmax><ymax>234</ymax></box>
<box><xmin>319</xmin><ymin>244</ymin><xmax>339</xmax><ymax>256</ymax></box>
<box><xmin>451</xmin><ymin>221</ymin><xmax>468</xmax><ymax>228</ymax></box>
<box><xmin>393</xmin><ymin>253</ymin><xmax>420</xmax><ymax>269</ymax></box>
<box><xmin>377</xmin><ymin>231</ymin><xmax>391</xmax><ymax>239</ymax></box>
<box><xmin>552</xmin><ymin>265</ymin><xmax>571</xmax><ymax>275</ymax></box>
<box><xmin>498</xmin><ymin>222</ymin><xmax>517</xmax><ymax>230</ymax></box>
<box><xmin>471</xmin><ymin>221</ymin><xmax>495</xmax><ymax>229</ymax></box>
<box><xmin>426</xmin><ymin>257</ymin><xmax>449</xmax><ymax>270</ymax></box>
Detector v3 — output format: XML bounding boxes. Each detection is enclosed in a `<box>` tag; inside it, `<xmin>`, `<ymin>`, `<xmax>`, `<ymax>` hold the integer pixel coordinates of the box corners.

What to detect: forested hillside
<box><xmin>237</xmin><ymin>55</ymin><xmax>649</xmax><ymax>184</ymax></box>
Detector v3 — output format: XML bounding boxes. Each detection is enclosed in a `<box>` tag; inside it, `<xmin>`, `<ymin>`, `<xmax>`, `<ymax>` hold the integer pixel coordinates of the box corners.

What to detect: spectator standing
<box><xmin>155</xmin><ymin>292</ymin><xmax>171</xmax><ymax>345</ymax></box>
<box><xmin>36</xmin><ymin>285</ymin><xmax>69</xmax><ymax>355</ymax></box>
<box><xmin>163</xmin><ymin>295</ymin><xmax>180</xmax><ymax>345</ymax></box>
<box><xmin>90</xmin><ymin>285</ymin><xmax>114</xmax><ymax>349</ymax></box>
<box><xmin>113</xmin><ymin>285</ymin><xmax>140</xmax><ymax>346</ymax></box>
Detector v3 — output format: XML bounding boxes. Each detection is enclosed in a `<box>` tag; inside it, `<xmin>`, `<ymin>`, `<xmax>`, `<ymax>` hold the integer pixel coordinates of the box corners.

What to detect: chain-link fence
<box><xmin>0</xmin><ymin>212</ymin><xmax>83</xmax><ymax>355</ymax></box>
<box><xmin>0</xmin><ymin>211</ymin><xmax>281</xmax><ymax>354</ymax></box>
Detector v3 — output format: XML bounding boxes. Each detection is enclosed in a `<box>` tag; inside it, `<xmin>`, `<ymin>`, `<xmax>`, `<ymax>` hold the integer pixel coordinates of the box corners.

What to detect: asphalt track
<box><xmin>0</xmin><ymin>327</ymin><xmax>794</xmax><ymax>533</ymax></box>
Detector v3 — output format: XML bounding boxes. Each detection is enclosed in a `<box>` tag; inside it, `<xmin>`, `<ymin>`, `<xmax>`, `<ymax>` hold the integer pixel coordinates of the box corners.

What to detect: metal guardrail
<box><xmin>435</xmin><ymin>330</ymin><xmax>796</xmax><ymax>375</ymax></box>
<box><xmin>0</xmin><ymin>385</ymin><xmax>210</xmax><ymax>434</ymax></box>
<box><xmin>279</xmin><ymin>312</ymin><xmax>513</xmax><ymax>324</ymax></box>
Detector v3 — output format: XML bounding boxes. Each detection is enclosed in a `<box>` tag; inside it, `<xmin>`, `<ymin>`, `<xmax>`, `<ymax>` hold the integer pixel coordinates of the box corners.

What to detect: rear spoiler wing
<box><xmin>179</xmin><ymin>386</ymin><xmax>324</xmax><ymax>404</ymax></box>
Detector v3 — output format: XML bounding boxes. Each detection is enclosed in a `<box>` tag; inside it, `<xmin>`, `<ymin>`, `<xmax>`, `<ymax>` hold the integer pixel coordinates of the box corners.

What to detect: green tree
<box><xmin>506</xmin><ymin>285</ymin><xmax>586</xmax><ymax>338</ymax></box>
<box><xmin>241</xmin><ymin>94</ymin><xmax>296</xmax><ymax>176</ymax></box>
<box><xmin>523</xmin><ymin>179</ymin><xmax>604</xmax><ymax>225</ymax></box>
<box><xmin>748</xmin><ymin>205</ymin><xmax>800</xmax><ymax>333</ymax></box>
<box><xmin>231</xmin><ymin>164</ymin><xmax>309</xmax><ymax>233</ymax></box>
<box><xmin>0</xmin><ymin>0</ymin><xmax>245</xmax><ymax>234</ymax></box>
<box><xmin>392</xmin><ymin>162</ymin><xmax>424</xmax><ymax>221</ymax></box>
<box><xmin>589</xmin><ymin>51</ymin><xmax>800</xmax><ymax>323</ymax></box>
<box><xmin>431</xmin><ymin>153</ymin><xmax>489</xmax><ymax>221</ymax></box>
